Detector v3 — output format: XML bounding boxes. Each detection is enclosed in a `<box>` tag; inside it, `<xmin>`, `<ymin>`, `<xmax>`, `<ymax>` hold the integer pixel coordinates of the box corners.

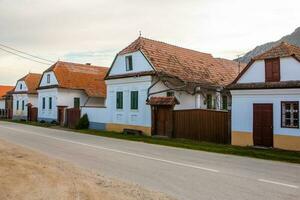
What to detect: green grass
<box><xmin>1</xmin><ymin>119</ymin><xmax>300</xmax><ymax>164</ymax></box>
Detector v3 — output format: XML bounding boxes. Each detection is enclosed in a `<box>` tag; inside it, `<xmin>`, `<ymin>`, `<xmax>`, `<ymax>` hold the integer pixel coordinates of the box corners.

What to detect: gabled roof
<box><xmin>114</xmin><ymin>37</ymin><xmax>244</xmax><ymax>87</ymax></box>
<box><xmin>253</xmin><ymin>42</ymin><xmax>300</xmax><ymax>61</ymax></box>
<box><xmin>42</xmin><ymin>61</ymin><xmax>109</xmax><ymax>97</ymax></box>
<box><xmin>147</xmin><ymin>96</ymin><xmax>179</xmax><ymax>106</ymax></box>
<box><xmin>0</xmin><ymin>85</ymin><xmax>14</xmax><ymax>99</ymax></box>
<box><xmin>13</xmin><ymin>73</ymin><xmax>42</xmax><ymax>94</ymax></box>
<box><xmin>232</xmin><ymin>42</ymin><xmax>300</xmax><ymax>84</ymax></box>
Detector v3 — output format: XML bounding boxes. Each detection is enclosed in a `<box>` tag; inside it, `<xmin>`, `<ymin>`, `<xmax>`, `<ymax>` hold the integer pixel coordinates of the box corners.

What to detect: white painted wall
<box><xmin>14</xmin><ymin>81</ymin><xmax>28</xmax><ymax>92</ymax></box>
<box><xmin>238</xmin><ymin>57</ymin><xmax>300</xmax><ymax>83</ymax></box>
<box><xmin>38</xmin><ymin>88</ymin><xmax>89</xmax><ymax>121</ymax></box>
<box><xmin>238</xmin><ymin>60</ymin><xmax>265</xmax><ymax>83</ymax></box>
<box><xmin>0</xmin><ymin>100</ymin><xmax>5</xmax><ymax>109</ymax></box>
<box><xmin>12</xmin><ymin>93</ymin><xmax>38</xmax><ymax>118</ymax></box>
<box><xmin>109</xmin><ymin>51</ymin><xmax>153</xmax><ymax>76</ymax></box>
<box><xmin>39</xmin><ymin>71</ymin><xmax>59</xmax><ymax>87</ymax></box>
<box><xmin>81</xmin><ymin>107</ymin><xmax>110</xmax><ymax>123</ymax></box>
<box><xmin>280</xmin><ymin>57</ymin><xmax>300</xmax><ymax>81</ymax></box>
<box><xmin>106</xmin><ymin>76</ymin><xmax>152</xmax><ymax>127</ymax></box>
<box><xmin>231</xmin><ymin>89</ymin><xmax>300</xmax><ymax>136</ymax></box>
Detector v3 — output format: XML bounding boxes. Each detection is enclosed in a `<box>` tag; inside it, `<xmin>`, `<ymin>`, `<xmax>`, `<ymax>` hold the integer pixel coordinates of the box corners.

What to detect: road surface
<box><xmin>0</xmin><ymin>121</ymin><xmax>299</xmax><ymax>200</ymax></box>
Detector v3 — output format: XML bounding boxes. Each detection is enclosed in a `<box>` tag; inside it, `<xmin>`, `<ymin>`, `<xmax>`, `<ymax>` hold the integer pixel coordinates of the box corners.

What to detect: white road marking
<box><xmin>0</xmin><ymin>125</ymin><xmax>219</xmax><ymax>173</ymax></box>
<box><xmin>258</xmin><ymin>179</ymin><xmax>299</xmax><ymax>189</ymax></box>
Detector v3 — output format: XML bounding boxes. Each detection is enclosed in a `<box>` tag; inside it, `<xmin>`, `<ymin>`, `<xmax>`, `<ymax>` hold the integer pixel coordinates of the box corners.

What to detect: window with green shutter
<box><xmin>207</xmin><ymin>94</ymin><xmax>212</xmax><ymax>109</ymax></box>
<box><xmin>22</xmin><ymin>100</ymin><xmax>25</xmax><ymax>110</ymax></box>
<box><xmin>125</xmin><ymin>56</ymin><xmax>133</xmax><ymax>71</ymax></box>
<box><xmin>74</xmin><ymin>98</ymin><xmax>80</xmax><ymax>109</ymax></box>
<box><xmin>49</xmin><ymin>97</ymin><xmax>52</xmax><ymax>110</ymax></box>
<box><xmin>116</xmin><ymin>92</ymin><xmax>123</xmax><ymax>109</ymax></box>
<box><xmin>42</xmin><ymin>98</ymin><xmax>45</xmax><ymax>109</ymax></box>
<box><xmin>167</xmin><ymin>91</ymin><xmax>174</xmax><ymax>97</ymax></box>
<box><xmin>16</xmin><ymin>100</ymin><xmax>19</xmax><ymax>110</ymax></box>
<box><xmin>131</xmin><ymin>91</ymin><xmax>138</xmax><ymax>110</ymax></box>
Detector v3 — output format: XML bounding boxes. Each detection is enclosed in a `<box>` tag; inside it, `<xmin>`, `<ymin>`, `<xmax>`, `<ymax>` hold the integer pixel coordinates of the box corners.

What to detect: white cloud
<box><xmin>0</xmin><ymin>0</ymin><xmax>299</xmax><ymax>85</ymax></box>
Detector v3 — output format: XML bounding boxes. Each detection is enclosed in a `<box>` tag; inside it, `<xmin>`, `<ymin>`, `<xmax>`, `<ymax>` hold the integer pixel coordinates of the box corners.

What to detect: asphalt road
<box><xmin>0</xmin><ymin>121</ymin><xmax>299</xmax><ymax>200</ymax></box>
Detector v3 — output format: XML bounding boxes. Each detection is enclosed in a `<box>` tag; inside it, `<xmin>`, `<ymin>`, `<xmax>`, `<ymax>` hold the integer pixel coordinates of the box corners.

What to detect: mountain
<box><xmin>236</xmin><ymin>27</ymin><xmax>300</xmax><ymax>63</ymax></box>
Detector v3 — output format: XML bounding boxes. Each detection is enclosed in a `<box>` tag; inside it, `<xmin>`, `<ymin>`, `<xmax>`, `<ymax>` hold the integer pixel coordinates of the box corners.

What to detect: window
<box><xmin>49</xmin><ymin>97</ymin><xmax>52</xmax><ymax>110</ymax></box>
<box><xmin>265</xmin><ymin>58</ymin><xmax>280</xmax><ymax>82</ymax></box>
<box><xmin>131</xmin><ymin>91</ymin><xmax>138</xmax><ymax>110</ymax></box>
<box><xmin>74</xmin><ymin>98</ymin><xmax>80</xmax><ymax>109</ymax></box>
<box><xmin>125</xmin><ymin>56</ymin><xmax>133</xmax><ymax>71</ymax></box>
<box><xmin>207</xmin><ymin>94</ymin><xmax>212</xmax><ymax>109</ymax></box>
<box><xmin>222</xmin><ymin>95</ymin><xmax>228</xmax><ymax>110</ymax></box>
<box><xmin>47</xmin><ymin>74</ymin><xmax>50</xmax><ymax>83</ymax></box>
<box><xmin>20</xmin><ymin>84</ymin><xmax>22</xmax><ymax>90</ymax></box>
<box><xmin>116</xmin><ymin>92</ymin><xmax>123</xmax><ymax>109</ymax></box>
<box><xmin>167</xmin><ymin>91</ymin><xmax>174</xmax><ymax>97</ymax></box>
<box><xmin>42</xmin><ymin>97</ymin><xmax>46</xmax><ymax>109</ymax></box>
<box><xmin>16</xmin><ymin>100</ymin><xmax>19</xmax><ymax>110</ymax></box>
<box><xmin>281</xmin><ymin>102</ymin><xmax>299</xmax><ymax>128</ymax></box>
<box><xmin>22</xmin><ymin>100</ymin><xmax>25</xmax><ymax>111</ymax></box>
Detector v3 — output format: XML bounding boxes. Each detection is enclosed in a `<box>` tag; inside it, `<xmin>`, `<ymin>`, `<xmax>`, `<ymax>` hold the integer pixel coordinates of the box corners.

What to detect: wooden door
<box><xmin>253</xmin><ymin>104</ymin><xmax>273</xmax><ymax>147</ymax></box>
<box><xmin>57</xmin><ymin>107</ymin><xmax>64</xmax><ymax>126</ymax></box>
<box><xmin>153</xmin><ymin>106</ymin><xmax>173</xmax><ymax>137</ymax></box>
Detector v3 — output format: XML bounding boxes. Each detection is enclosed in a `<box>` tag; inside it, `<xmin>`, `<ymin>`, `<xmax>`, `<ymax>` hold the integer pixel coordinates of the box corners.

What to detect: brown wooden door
<box><xmin>58</xmin><ymin>108</ymin><xmax>64</xmax><ymax>126</ymax></box>
<box><xmin>153</xmin><ymin>106</ymin><xmax>173</xmax><ymax>137</ymax></box>
<box><xmin>253</xmin><ymin>104</ymin><xmax>273</xmax><ymax>147</ymax></box>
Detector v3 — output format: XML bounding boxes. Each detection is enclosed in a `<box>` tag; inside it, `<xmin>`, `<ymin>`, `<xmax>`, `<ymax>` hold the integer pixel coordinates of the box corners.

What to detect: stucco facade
<box><xmin>230</xmin><ymin>54</ymin><xmax>300</xmax><ymax>151</ymax></box>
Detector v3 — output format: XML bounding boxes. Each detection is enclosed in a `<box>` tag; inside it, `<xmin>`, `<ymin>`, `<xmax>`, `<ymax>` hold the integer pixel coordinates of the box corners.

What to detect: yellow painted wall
<box><xmin>106</xmin><ymin>123</ymin><xmax>152</xmax><ymax>136</ymax></box>
<box><xmin>232</xmin><ymin>131</ymin><xmax>300</xmax><ymax>151</ymax></box>
<box><xmin>231</xmin><ymin>131</ymin><xmax>253</xmax><ymax>146</ymax></box>
<box><xmin>274</xmin><ymin>134</ymin><xmax>300</xmax><ymax>151</ymax></box>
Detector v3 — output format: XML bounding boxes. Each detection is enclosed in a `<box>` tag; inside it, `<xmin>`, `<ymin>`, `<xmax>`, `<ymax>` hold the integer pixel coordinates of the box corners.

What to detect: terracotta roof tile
<box><xmin>14</xmin><ymin>73</ymin><xmax>42</xmax><ymax>94</ymax></box>
<box><xmin>147</xmin><ymin>96</ymin><xmax>179</xmax><ymax>106</ymax></box>
<box><xmin>253</xmin><ymin>42</ymin><xmax>300</xmax><ymax>61</ymax></box>
<box><xmin>45</xmin><ymin>61</ymin><xmax>109</xmax><ymax>97</ymax></box>
<box><xmin>118</xmin><ymin>37</ymin><xmax>244</xmax><ymax>87</ymax></box>
<box><xmin>0</xmin><ymin>85</ymin><xmax>14</xmax><ymax>99</ymax></box>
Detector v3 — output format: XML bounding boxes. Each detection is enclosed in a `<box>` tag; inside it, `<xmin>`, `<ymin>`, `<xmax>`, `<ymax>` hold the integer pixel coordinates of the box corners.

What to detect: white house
<box><xmin>37</xmin><ymin>61</ymin><xmax>108</xmax><ymax>125</ymax></box>
<box><xmin>11</xmin><ymin>73</ymin><xmax>42</xmax><ymax>120</ymax></box>
<box><xmin>83</xmin><ymin>37</ymin><xmax>243</xmax><ymax>135</ymax></box>
<box><xmin>0</xmin><ymin>85</ymin><xmax>14</xmax><ymax>109</ymax></box>
<box><xmin>229</xmin><ymin>42</ymin><xmax>300</xmax><ymax>151</ymax></box>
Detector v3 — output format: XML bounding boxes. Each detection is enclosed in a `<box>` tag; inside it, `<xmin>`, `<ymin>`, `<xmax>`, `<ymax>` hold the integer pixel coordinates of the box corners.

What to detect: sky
<box><xmin>0</xmin><ymin>0</ymin><xmax>299</xmax><ymax>85</ymax></box>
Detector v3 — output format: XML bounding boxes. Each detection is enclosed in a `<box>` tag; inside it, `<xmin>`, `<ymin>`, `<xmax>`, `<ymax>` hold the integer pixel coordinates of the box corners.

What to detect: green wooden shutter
<box><xmin>131</xmin><ymin>91</ymin><xmax>138</xmax><ymax>110</ymax></box>
<box><xmin>74</xmin><ymin>98</ymin><xmax>80</xmax><ymax>109</ymax></box>
<box><xmin>222</xmin><ymin>96</ymin><xmax>228</xmax><ymax>110</ymax></box>
<box><xmin>207</xmin><ymin>94</ymin><xmax>212</xmax><ymax>109</ymax></box>
<box><xmin>49</xmin><ymin>97</ymin><xmax>52</xmax><ymax>109</ymax></box>
<box><xmin>42</xmin><ymin>98</ymin><xmax>45</xmax><ymax>109</ymax></box>
<box><xmin>22</xmin><ymin>100</ymin><xmax>25</xmax><ymax>110</ymax></box>
<box><xmin>116</xmin><ymin>92</ymin><xmax>123</xmax><ymax>109</ymax></box>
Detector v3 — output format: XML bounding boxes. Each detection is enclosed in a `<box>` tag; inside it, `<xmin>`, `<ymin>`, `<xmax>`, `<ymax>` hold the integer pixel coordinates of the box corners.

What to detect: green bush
<box><xmin>76</xmin><ymin>114</ymin><xmax>89</xmax><ymax>129</ymax></box>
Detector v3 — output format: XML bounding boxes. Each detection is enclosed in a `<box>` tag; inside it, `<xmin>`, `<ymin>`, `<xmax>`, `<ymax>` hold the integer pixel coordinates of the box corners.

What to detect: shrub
<box><xmin>51</xmin><ymin>120</ymin><xmax>57</xmax><ymax>125</ymax></box>
<box><xmin>76</xmin><ymin>114</ymin><xmax>89</xmax><ymax>130</ymax></box>
<box><xmin>40</xmin><ymin>120</ymin><xmax>45</xmax><ymax>124</ymax></box>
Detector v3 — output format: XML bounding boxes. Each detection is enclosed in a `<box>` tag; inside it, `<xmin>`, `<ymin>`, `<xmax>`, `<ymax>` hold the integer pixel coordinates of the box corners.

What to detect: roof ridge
<box><xmin>139</xmin><ymin>37</ymin><xmax>212</xmax><ymax>56</ymax></box>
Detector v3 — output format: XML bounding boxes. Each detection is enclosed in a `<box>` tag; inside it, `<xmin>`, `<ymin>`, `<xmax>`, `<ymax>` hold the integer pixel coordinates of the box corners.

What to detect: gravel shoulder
<box><xmin>0</xmin><ymin>139</ymin><xmax>175</xmax><ymax>200</ymax></box>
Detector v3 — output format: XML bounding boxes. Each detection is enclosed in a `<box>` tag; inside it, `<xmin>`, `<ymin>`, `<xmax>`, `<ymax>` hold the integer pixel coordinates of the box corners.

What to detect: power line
<box><xmin>0</xmin><ymin>47</ymin><xmax>53</xmax><ymax>65</ymax></box>
<box><xmin>0</xmin><ymin>43</ymin><xmax>55</xmax><ymax>63</ymax></box>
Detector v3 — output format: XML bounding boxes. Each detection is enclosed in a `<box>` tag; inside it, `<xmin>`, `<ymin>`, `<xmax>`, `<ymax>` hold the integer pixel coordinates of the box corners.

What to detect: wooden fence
<box><xmin>173</xmin><ymin>109</ymin><xmax>231</xmax><ymax>144</ymax></box>
<box><xmin>0</xmin><ymin>109</ymin><xmax>9</xmax><ymax>119</ymax></box>
<box><xmin>66</xmin><ymin>108</ymin><xmax>81</xmax><ymax>129</ymax></box>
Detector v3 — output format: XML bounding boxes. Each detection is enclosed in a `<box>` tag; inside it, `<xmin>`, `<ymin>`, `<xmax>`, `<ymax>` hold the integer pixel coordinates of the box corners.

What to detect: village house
<box><xmin>11</xmin><ymin>73</ymin><xmax>42</xmax><ymax>120</ymax></box>
<box><xmin>37</xmin><ymin>61</ymin><xmax>108</xmax><ymax>125</ymax></box>
<box><xmin>0</xmin><ymin>85</ymin><xmax>14</xmax><ymax>110</ymax></box>
<box><xmin>83</xmin><ymin>37</ymin><xmax>243</xmax><ymax>135</ymax></box>
<box><xmin>229</xmin><ymin>42</ymin><xmax>300</xmax><ymax>151</ymax></box>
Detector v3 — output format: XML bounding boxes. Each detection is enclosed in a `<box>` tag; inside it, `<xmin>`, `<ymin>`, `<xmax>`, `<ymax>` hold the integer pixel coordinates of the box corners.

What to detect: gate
<box><xmin>66</xmin><ymin>108</ymin><xmax>81</xmax><ymax>129</ymax></box>
<box><xmin>0</xmin><ymin>109</ymin><xmax>9</xmax><ymax>119</ymax></box>
<box><xmin>27</xmin><ymin>104</ymin><xmax>38</xmax><ymax>122</ymax></box>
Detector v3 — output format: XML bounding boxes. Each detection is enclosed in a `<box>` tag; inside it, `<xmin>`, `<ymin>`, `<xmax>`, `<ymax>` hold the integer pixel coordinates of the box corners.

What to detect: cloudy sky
<box><xmin>0</xmin><ymin>0</ymin><xmax>299</xmax><ymax>85</ymax></box>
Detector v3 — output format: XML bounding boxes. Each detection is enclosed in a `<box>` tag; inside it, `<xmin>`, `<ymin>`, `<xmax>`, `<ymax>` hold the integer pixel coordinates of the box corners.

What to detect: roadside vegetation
<box><xmin>1</xmin><ymin>119</ymin><xmax>300</xmax><ymax>164</ymax></box>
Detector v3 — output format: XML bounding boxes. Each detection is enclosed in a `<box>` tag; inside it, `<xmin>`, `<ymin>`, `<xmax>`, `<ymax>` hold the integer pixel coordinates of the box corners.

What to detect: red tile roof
<box><xmin>253</xmin><ymin>42</ymin><xmax>300</xmax><ymax>61</ymax></box>
<box><xmin>147</xmin><ymin>96</ymin><xmax>179</xmax><ymax>106</ymax></box>
<box><xmin>0</xmin><ymin>85</ymin><xmax>14</xmax><ymax>99</ymax></box>
<box><xmin>14</xmin><ymin>73</ymin><xmax>42</xmax><ymax>94</ymax></box>
<box><xmin>117</xmin><ymin>37</ymin><xmax>244</xmax><ymax>87</ymax></box>
<box><xmin>44</xmin><ymin>61</ymin><xmax>109</xmax><ymax>97</ymax></box>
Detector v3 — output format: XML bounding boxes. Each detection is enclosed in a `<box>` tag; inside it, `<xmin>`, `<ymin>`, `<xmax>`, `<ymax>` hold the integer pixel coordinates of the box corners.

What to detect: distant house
<box><xmin>11</xmin><ymin>73</ymin><xmax>42</xmax><ymax>120</ymax></box>
<box><xmin>229</xmin><ymin>42</ymin><xmax>300</xmax><ymax>151</ymax></box>
<box><xmin>0</xmin><ymin>85</ymin><xmax>14</xmax><ymax>110</ymax></box>
<box><xmin>37</xmin><ymin>61</ymin><xmax>108</xmax><ymax>125</ymax></box>
<box><xmin>85</xmin><ymin>37</ymin><xmax>242</xmax><ymax>135</ymax></box>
